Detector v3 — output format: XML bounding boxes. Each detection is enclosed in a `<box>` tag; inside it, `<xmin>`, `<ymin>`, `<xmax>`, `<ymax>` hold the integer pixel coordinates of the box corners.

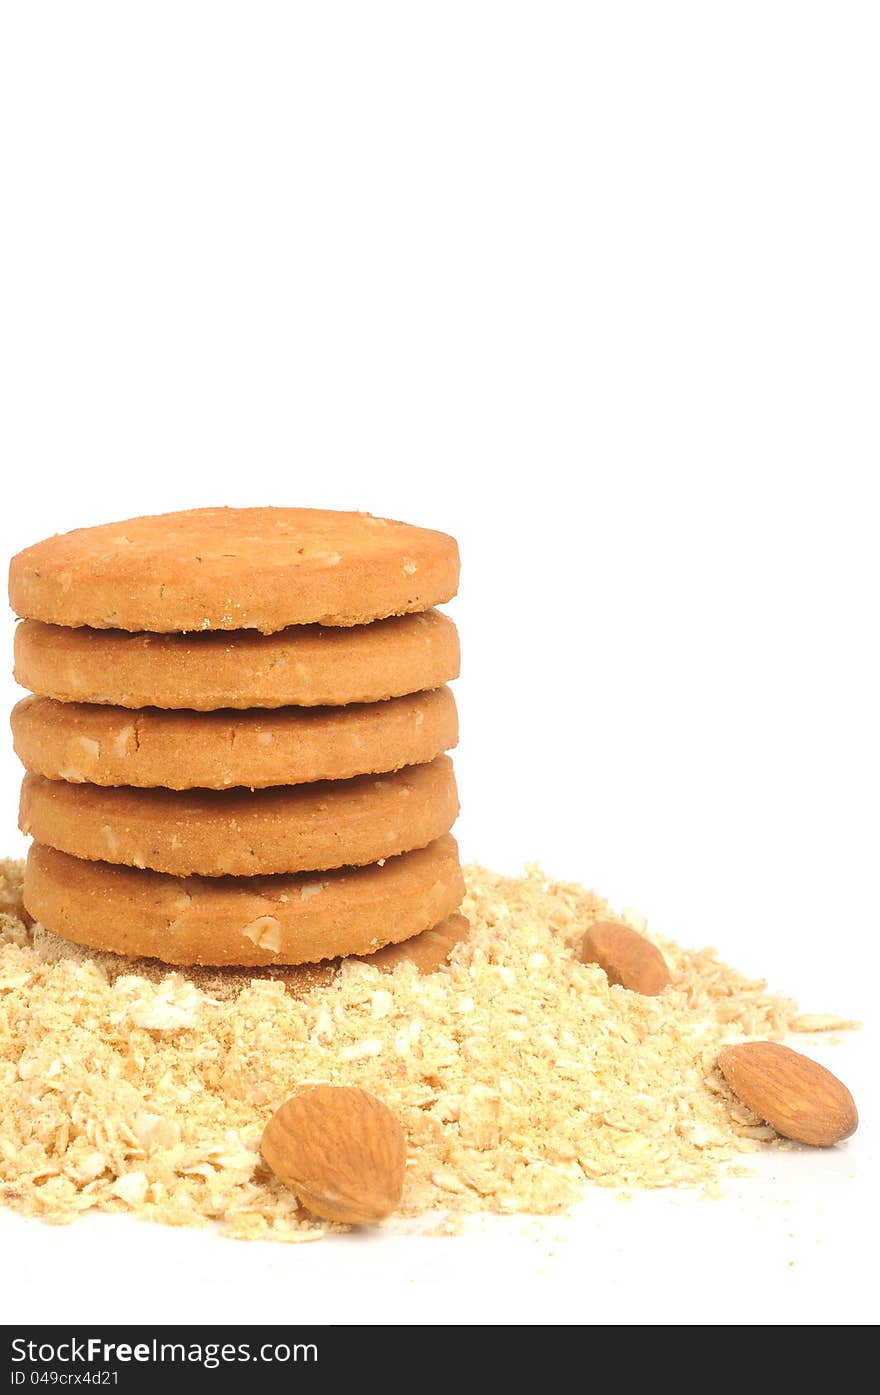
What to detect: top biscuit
<box><xmin>8</xmin><ymin>507</ymin><xmax>460</xmax><ymax>633</ymax></box>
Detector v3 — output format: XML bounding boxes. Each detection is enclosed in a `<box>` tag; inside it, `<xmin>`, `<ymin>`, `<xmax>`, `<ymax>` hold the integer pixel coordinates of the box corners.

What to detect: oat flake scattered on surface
<box><xmin>0</xmin><ymin>856</ymin><xmax>851</xmax><ymax>1242</ymax></box>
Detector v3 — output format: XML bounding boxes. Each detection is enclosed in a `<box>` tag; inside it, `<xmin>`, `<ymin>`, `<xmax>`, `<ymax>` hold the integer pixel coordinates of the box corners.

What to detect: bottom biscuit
<box><xmin>29</xmin><ymin>911</ymin><xmax>471</xmax><ymax>999</ymax></box>
<box><xmin>24</xmin><ymin>836</ymin><xmax>464</xmax><ymax>966</ymax></box>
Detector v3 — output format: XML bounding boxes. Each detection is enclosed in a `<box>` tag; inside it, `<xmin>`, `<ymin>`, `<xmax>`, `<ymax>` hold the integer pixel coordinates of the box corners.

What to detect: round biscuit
<box><xmin>12</xmin><ymin>687</ymin><xmax>457</xmax><ymax>789</ymax></box>
<box><xmin>19</xmin><ymin>756</ymin><xmax>458</xmax><ymax>877</ymax></box>
<box><xmin>13</xmin><ymin>611</ymin><xmax>459</xmax><ymax>709</ymax></box>
<box><xmin>31</xmin><ymin>911</ymin><xmax>471</xmax><ymax>998</ymax></box>
<box><xmin>9</xmin><ymin>506</ymin><xmax>459</xmax><ymax>632</ymax></box>
<box><xmin>23</xmin><ymin>835</ymin><xmax>465</xmax><ymax>965</ymax></box>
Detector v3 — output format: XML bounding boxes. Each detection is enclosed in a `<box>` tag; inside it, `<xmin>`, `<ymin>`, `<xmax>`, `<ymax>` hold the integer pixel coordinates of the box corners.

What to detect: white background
<box><xmin>0</xmin><ymin>2</ymin><xmax>877</xmax><ymax>1326</ymax></box>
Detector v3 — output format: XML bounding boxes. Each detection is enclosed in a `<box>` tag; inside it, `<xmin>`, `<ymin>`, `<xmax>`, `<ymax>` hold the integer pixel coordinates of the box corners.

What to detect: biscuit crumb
<box><xmin>0</xmin><ymin>858</ymin><xmax>847</xmax><ymax>1242</ymax></box>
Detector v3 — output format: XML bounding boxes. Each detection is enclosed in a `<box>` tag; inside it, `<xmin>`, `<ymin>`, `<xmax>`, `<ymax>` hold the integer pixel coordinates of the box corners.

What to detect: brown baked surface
<box><xmin>363</xmin><ymin>910</ymin><xmax>470</xmax><ymax>974</ymax></box>
<box><xmin>32</xmin><ymin>911</ymin><xmax>471</xmax><ymax>998</ymax></box>
<box><xmin>13</xmin><ymin>611</ymin><xmax>459</xmax><ymax>710</ymax></box>
<box><xmin>19</xmin><ymin>756</ymin><xmax>458</xmax><ymax>877</ymax></box>
<box><xmin>23</xmin><ymin>834</ymin><xmax>465</xmax><ymax>965</ymax></box>
<box><xmin>12</xmin><ymin>687</ymin><xmax>458</xmax><ymax>790</ymax></box>
<box><xmin>8</xmin><ymin>506</ymin><xmax>459</xmax><ymax>632</ymax></box>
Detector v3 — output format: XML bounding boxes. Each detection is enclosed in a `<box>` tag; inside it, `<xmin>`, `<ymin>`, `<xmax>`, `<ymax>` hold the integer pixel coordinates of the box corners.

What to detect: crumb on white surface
<box><xmin>0</xmin><ymin>857</ymin><xmax>841</xmax><ymax>1243</ymax></box>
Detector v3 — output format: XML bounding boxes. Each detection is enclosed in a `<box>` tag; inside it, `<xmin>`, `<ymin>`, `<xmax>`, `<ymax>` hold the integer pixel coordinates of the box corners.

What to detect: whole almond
<box><xmin>580</xmin><ymin>919</ymin><xmax>671</xmax><ymax>995</ymax></box>
<box><xmin>718</xmin><ymin>1041</ymin><xmax>858</xmax><ymax>1147</ymax></box>
<box><xmin>261</xmin><ymin>1084</ymin><xmax>406</xmax><ymax>1224</ymax></box>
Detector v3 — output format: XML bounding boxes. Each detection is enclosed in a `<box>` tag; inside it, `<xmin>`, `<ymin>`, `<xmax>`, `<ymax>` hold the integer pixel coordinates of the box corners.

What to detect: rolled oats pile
<box><xmin>0</xmin><ymin>856</ymin><xmax>851</xmax><ymax>1242</ymax></box>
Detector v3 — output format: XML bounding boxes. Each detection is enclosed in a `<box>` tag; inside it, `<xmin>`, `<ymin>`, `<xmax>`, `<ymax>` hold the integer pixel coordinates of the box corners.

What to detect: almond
<box><xmin>717</xmin><ymin>1041</ymin><xmax>858</xmax><ymax>1147</ymax></box>
<box><xmin>260</xmin><ymin>1084</ymin><xmax>406</xmax><ymax>1224</ymax></box>
<box><xmin>580</xmin><ymin>919</ymin><xmax>671</xmax><ymax>995</ymax></box>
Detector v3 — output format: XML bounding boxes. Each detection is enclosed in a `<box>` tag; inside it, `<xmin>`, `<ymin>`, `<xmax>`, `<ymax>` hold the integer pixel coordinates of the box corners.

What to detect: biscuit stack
<box><xmin>9</xmin><ymin>507</ymin><xmax>466</xmax><ymax>972</ymax></box>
